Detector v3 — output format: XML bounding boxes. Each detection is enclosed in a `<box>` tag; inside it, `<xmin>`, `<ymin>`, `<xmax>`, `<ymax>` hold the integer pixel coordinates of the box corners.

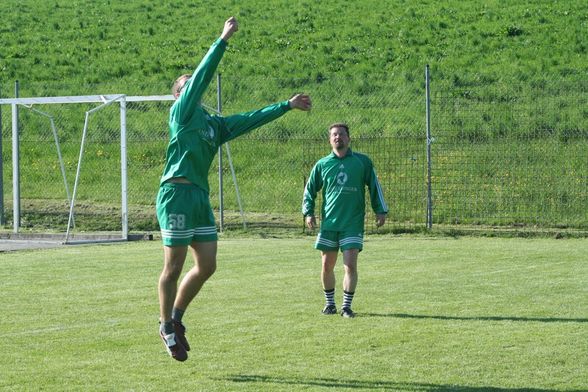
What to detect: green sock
<box><xmin>172</xmin><ymin>307</ymin><xmax>185</xmax><ymax>323</ymax></box>
<box><xmin>160</xmin><ymin>320</ymin><xmax>174</xmax><ymax>335</ymax></box>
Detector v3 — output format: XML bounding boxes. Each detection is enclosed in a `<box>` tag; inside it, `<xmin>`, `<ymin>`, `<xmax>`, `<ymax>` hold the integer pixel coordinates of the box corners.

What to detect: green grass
<box><xmin>1</xmin><ymin>0</ymin><xmax>586</xmax><ymax>95</ymax></box>
<box><xmin>1</xmin><ymin>236</ymin><xmax>587</xmax><ymax>391</ymax></box>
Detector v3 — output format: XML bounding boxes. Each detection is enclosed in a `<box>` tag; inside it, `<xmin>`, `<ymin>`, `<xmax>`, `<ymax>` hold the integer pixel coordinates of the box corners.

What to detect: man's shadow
<box><xmin>360</xmin><ymin>312</ymin><xmax>588</xmax><ymax>323</ymax></box>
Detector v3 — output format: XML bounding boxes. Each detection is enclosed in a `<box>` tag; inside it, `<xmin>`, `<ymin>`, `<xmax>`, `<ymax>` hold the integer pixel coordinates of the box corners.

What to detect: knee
<box><xmin>199</xmin><ymin>261</ymin><xmax>217</xmax><ymax>280</ymax></box>
<box><xmin>322</xmin><ymin>260</ymin><xmax>335</xmax><ymax>273</ymax></box>
<box><xmin>161</xmin><ymin>263</ymin><xmax>183</xmax><ymax>283</ymax></box>
<box><xmin>344</xmin><ymin>262</ymin><xmax>357</xmax><ymax>274</ymax></box>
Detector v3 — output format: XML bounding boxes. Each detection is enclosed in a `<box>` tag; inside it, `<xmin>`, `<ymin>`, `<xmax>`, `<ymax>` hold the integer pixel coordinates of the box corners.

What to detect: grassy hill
<box><xmin>1</xmin><ymin>0</ymin><xmax>586</xmax><ymax>98</ymax></box>
<box><xmin>0</xmin><ymin>0</ymin><xmax>586</xmax><ymax>233</ymax></box>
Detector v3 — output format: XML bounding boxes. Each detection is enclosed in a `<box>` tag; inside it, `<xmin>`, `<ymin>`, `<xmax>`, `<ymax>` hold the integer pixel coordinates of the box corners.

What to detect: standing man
<box><xmin>302</xmin><ymin>123</ymin><xmax>387</xmax><ymax>318</ymax></box>
<box><xmin>157</xmin><ymin>16</ymin><xmax>311</xmax><ymax>361</ymax></box>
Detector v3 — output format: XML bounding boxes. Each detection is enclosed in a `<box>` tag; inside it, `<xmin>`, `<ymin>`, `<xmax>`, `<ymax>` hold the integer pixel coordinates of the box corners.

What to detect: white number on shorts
<box><xmin>168</xmin><ymin>214</ymin><xmax>186</xmax><ymax>230</ymax></box>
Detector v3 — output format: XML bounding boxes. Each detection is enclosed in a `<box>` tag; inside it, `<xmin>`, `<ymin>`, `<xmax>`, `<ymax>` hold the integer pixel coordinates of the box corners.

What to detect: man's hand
<box><xmin>288</xmin><ymin>94</ymin><xmax>312</xmax><ymax>111</ymax></box>
<box><xmin>305</xmin><ymin>215</ymin><xmax>317</xmax><ymax>230</ymax></box>
<box><xmin>375</xmin><ymin>214</ymin><xmax>386</xmax><ymax>227</ymax></box>
<box><xmin>220</xmin><ymin>16</ymin><xmax>238</xmax><ymax>42</ymax></box>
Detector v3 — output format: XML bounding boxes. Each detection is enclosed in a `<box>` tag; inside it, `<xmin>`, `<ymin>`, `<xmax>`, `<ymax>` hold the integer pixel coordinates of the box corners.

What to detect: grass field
<box><xmin>1</xmin><ymin>236</ymin><xmax>587</xmax><ymax>391</ymax></box>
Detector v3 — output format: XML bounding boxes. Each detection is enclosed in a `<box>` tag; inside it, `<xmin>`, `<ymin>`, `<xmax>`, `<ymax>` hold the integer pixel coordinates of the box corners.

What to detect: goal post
<box><xmin>65</xmin><ymin>94</ymin><xmax>127</xmax><ymax>244</ymax></box>
<box><xmin>0</xmin><ymin>88</ymin><xmax>247</xmax><ymax>242</ymax></box>
<box><xmin>0</xmin><ymin>94</ymin><xmax>139</xmax><ymax>242</ymax></box>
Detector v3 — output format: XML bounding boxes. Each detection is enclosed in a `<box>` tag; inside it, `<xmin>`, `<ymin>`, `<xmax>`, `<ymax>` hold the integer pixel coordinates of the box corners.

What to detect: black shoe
<box><xmin>172</xmin><ymin>320</ymin><xmax>190</xmax><ymax>351</ymax></box>
<box><xmin>341</xmin><ymin>307</ymin><xmax>356</xmax><ymax>318</ymax></box>
<box><xmin>160</xmin><ymin>330</ymin><xmax>188</xmax><ymax>362</ymax></box>
<box><xmin>321</xmin><ymin>304</ymin><xmax>337</xmax><ymax>315</ymax></box>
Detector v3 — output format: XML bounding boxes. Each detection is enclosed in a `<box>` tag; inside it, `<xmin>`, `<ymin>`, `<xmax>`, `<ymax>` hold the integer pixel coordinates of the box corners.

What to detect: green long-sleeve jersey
<box><xmin>160</xmin><ymin>38</ymin><xmax>292</xmax><ymax>193</ymax></box>
<box><xmin>302</xmin><ymin>148</ymin><xmax>388</xmax><ymax>231</ymax></box>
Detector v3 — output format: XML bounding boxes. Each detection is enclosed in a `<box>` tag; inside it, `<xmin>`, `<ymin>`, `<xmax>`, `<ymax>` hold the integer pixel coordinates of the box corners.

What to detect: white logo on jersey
<box><xmin>200</xmin><ymin>123</ymin><xmax>216</xmax><ymax>146</ymax></box>
<box><xmin>337</xmin><ymin>171</ymin><xmax>348</xmax><ymax>185</ymax></box>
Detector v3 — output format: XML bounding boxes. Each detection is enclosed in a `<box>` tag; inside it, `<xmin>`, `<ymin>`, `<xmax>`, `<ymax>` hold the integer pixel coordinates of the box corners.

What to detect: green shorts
<box><xmin>315</xmin><ymin>230</ymin><xmax>364</xmax><ymax>252</ymax></box>
<box><xmin>156</xmin><ymin>182</ymin><xmax>218</xmax><ymax>246</ymax></box>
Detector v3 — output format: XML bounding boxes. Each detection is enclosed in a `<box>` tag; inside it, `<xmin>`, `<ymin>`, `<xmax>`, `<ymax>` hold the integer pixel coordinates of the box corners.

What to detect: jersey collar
<box><xmin>330</xmin><ymin>147</ymin><xmax>353</xmax><ymax>159</ymax></box>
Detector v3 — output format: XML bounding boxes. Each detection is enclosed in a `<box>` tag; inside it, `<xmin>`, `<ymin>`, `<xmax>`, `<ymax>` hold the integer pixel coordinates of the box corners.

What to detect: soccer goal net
<box><xmin>0</xmin><ymin>94</ymin><xmax>134</xmax><ymax>243</ymax></box>
<box><xmin>0</xmin><ymin>90</ymin><xmax>246</xmax><ymax>243</ymax></box>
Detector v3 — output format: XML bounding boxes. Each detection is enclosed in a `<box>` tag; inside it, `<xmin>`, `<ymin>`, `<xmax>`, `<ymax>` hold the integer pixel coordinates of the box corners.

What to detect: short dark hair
<box><xmin>328</xmin><ymin>122</ymin><xmax>350</xmax><ymax>137</ymax></box>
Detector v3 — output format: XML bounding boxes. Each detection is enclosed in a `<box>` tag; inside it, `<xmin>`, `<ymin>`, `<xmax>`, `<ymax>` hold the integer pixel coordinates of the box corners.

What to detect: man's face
<box><xmin>329</xmin><ymin>127</ymin><xmax>350</xmax><ymax>151</ymax></box>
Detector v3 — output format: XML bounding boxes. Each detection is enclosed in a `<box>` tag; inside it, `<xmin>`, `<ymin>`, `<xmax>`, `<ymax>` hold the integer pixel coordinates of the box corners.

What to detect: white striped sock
<box><xmin>342</xmin><ymin>291</ymin><xmax>354</xmax><ymax>309</ymax></box>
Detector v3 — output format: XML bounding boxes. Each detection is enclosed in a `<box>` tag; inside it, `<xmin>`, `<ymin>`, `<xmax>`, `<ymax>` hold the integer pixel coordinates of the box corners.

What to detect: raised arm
<box><xmin>174</xmin><ymin>17</ymin><xmax>239</xmax><ymax>121</ymax></box>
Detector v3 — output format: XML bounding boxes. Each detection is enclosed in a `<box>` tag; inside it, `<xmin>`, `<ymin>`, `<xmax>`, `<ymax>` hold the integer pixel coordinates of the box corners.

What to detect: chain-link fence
<box><xmin>431</xmin><ymin>75</ymin><xmax>588</xmax><ymax>233</ymax></box>
<box><xmin>1</xmin><ymin>72</ymin><xmax>586</xmax><ymax>237</ymax></box>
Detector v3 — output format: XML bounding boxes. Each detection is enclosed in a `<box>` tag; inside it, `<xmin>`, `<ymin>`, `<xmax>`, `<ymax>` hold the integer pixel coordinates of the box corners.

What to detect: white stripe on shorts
<box><xmin>316</xmin><ymin>236</ymin><xmax>338</xmax><ymax>248</ymax></box>
<box><xmin>160</xmin><ymin>228</ymin><xmax>195</xmax><ymax>239</ymax></box>
<box><xmin>340</xmin><ymin>236</ymin><xmax>363</xmax><ymax>246</ymax></box>
<box><xmin>193</xmin><ymin>226</ymin><xmax>217</xmax><ymax>235</ymax></box>
<box><xmin>161</xmin><ymin>226</ymin><xmax>217</xmax><ymax>240</ymax></box>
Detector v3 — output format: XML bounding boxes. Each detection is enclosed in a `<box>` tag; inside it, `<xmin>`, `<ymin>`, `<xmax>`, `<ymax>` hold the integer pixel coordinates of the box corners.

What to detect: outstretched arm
<box><xmin>219</xmin><ymin>93</ymin><xmax>312</xmax><ymax>143</ymax></box>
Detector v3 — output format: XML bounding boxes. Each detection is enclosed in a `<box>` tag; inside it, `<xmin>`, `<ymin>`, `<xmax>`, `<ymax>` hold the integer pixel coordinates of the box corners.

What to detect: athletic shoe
<box><xmin>160</xmin><ymin>331</ymin><xmax>188</xmax><ymax>362</ymax></box>
<box><xmin>340</xmin><ymin>307</ymin><xmax>356</xmax><ymax>318</ymax></box>
<box><xmin>322</xmin><ymin>304</ymin><xmax>337</xmax><ymax>315</ymax></box>
<box><xmin>172</xmin><ymin>320</ymin><xmax>190</xmax><ymax>351</ymax></box>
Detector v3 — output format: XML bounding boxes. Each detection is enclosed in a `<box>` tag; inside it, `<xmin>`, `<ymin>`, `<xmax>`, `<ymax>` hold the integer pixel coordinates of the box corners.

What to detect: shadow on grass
<box><xmin>361</xmin><ymin>313</ymin><xmax>588</xmax><ymax>323</ymax></box>
<box><xmin>221</xmin><ymin>374</ymin><xmax>585</xmax><ymax>391</ymax></box>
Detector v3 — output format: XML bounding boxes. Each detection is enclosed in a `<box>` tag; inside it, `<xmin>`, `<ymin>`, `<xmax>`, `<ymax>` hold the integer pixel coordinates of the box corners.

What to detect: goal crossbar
<box><xmin>0</xmin><ymin>88</ymin><xmax>245</xmax><ymax>241</ymax></box>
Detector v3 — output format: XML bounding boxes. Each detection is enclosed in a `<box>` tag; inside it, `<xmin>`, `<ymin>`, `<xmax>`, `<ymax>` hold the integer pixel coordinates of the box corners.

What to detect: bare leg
<box><xmin>321</xmin><ymin>251</ymin><xmax>338</xmax><ymax>291</ymax></box>
<box><xmin>159</xmin><ymin>245</ymin><xmax>188</xmax><ymax>323</ymax></box>
<box><xmin>342</xmin><ymin>249</ymin><xmax>359</xmax><ymax>293</ymax></box>
<box><xmin>174</xmin><ymin>240</ymin><xmax>218</xmax><ymax>311</ymax></box>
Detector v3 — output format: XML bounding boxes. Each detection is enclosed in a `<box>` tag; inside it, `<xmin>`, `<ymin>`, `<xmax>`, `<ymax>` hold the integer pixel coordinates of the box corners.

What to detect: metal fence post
<box><xmin>217</xmin><ymin>73</ymin><xmax>224</xmax><ymax>232</ymax></box>
<box><xmin>12</xmin><ymin>80</ymin><xmax>20</xmax><ymax>233</ymax></box>
<box><xmin>120</xmin><ymin>97</ymin><xmax>128</xmax><ymax>239</ymax></box>
<box><xmin>0</xmin><ymin>85</ymin><xmax>4</xmax><ymax>225</ymax></box>
<box><xmin>425</xmin><ymin>65</ymin><xmax>433</xmax><ymax>229</ymax></box>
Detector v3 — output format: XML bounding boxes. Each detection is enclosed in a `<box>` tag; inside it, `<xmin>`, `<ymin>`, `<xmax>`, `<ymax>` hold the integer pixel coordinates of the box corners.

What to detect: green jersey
<box><xmin>302</xmin><ymin>148</ymin><xmax>388</xmax><ymax>231</ymax></box>
<box><xmin>160</xmin><ymin>38</ymin><xmax>292</xmax><ymax>193</ymax></box>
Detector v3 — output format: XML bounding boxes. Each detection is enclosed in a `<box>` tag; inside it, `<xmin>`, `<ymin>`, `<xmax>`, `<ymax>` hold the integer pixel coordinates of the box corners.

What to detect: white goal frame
<box><xmin>0</xmin><ymin>86</ymin><xmax>246</xmax><ymax>243</ymax></box>
<box><xmin>0</xmin><ymin>94</ymin><xmax>171</xmax><ymax>243</ymax></box>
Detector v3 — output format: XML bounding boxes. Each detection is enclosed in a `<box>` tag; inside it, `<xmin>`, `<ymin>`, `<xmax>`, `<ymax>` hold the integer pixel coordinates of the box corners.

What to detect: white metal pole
<box><xmin>0</xmin><ymin>85</ymin><xmax>4</xmax><ymax>226</ymax></box>
<box><xmin>425</xmin><ymin>64</ymin><xmax>433</xmax><ymax>230</ymax></box>
<box><xmin>66</xmin><ymin>112</ymin><xmax>90</xmax><ymax>243</ymax></box>
<box><xmin>120</xmin><ymin>98</ymin><xmax>128</xmax><ymax>239</ymax></box>
<box><xmin>11</xmin><ymin>102</ymin><xmax>19</xmax><ymax>233</ymax></box>
<box><xmin>65</xmin><ymin>95</ymin><xmax>125</xmax><ymax>243</ymax></box>
<box><xmin>224</xmin><ymin>143</ymin><xmax>247</xmax><ymax>229</ymax></box>
<box><xmin>217</xmin><ymin>73</ymin><xmax>224</xmax><ymax>232</ymax></box>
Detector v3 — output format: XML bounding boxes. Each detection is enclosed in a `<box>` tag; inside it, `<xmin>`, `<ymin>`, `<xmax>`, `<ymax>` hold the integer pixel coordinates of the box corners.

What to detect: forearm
<box><xmin>221</xmin><ymin>101</ymin><xmax>291</xmax><ymax>143</ymax></box>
